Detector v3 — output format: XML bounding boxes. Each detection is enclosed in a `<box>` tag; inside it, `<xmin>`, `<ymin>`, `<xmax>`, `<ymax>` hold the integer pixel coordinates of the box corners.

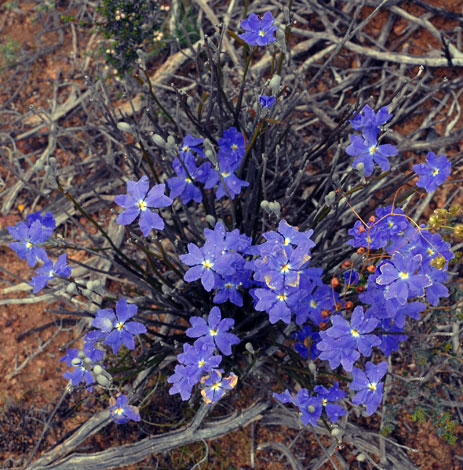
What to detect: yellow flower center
<box><xmin>277</xmin><ymin>293</ymin><xmax>287</xmax><ymax>301</ymax></box>
<box><xmin>202</xmin><ymin>260</ymin><xmax>213</xmax><ymax>269</ymax></box>
<box><xmin>198</xmin><ymin>359</ymin><xmax>205</xmax><ymax>367</ymax></box>
<box><xmin>185</xmin><ymin>177</ymin><xmax>192</xmax><ymax>183</ymax></box>
<box><xmin>116</xmin><ymin>322</ymin><xmax>124</xmax><ymax>331</ymax></box>
<box><xmin>399</xmin><ymin>272</ymin><xmax>409</xmax><ymax>280</ymax></box>
<box><xmin>222</xmin><ymin>172</ymin><xmax>230</xmax><ymax>177</ymax></box>
<box><xmin>231</xmin><ymin>144</ymin><xmax>238</xmax><ymax>150</ymax></box>
<box><xmin>310</xmin><ymin>300</ymin><xmax>317</xmax><ymax>308</ymax></box>
<box><xmin>369</xmin><ymin>145</ymin><xmax>377</xmax><ymax>155</ymax></box>
<box><xmin>259</xmin><ymin>30</ymin><xmax>266</xmax><ymax>37</ymax></box>
<box><xmin>209</xmin><ymin>329</ymin><xmax>218</xmax><ymax>336</ymax></box>
<box><xmin>432</xmin><ymin>168</ymin><xmax>439</xmax><ymax>176</ymax></box>
<box><xmin>114</xmin><ymin>407</ymin><xmax>124</xmax><ymax>415</ymax></box>
<box><xmin>351</xmin><ymin>329</ymin><xmax>360</xmax><ymax>337</ymax></box>
<box><xmin>280</xmin><ymin>263</ymin><xmax>290</xmax><ymax>273</ymax></box>
<box><xmin>283</xmin><ymin>237</ymin><xmax>291</xmax><ymax>245</ymax></box>
<box><xmin>138</xmin><ymin>200</ymin><xmax>147</xmax><ymax>211</ymax></box>
<box><xmin>25</xmin><ymin>242</ymin><xmax>33</xmax><ymax>248</ymax></box>
<box><xmin>368</xmin><ymin>383</ymin><xmax>377</xmax><ymax>391</ymax></box>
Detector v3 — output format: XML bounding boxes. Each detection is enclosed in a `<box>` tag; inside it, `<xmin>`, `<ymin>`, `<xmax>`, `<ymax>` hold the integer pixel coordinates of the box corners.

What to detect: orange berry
<box><xmin>369</xmin><ymin>215</ymin><xmax>376</xmax><ymax>223</ymax></box>
<box><xmin>341</xmin><ymin>260</ymin><xmax>351</xmax><ymax>268</ymax></box>
<box><xmin>357</xmin><ymin>285</ymin><xmax>365</xmax><ymax>293</ymax></box>
<box><xmin>331</xmin><ymin>277</ymin><xmax>340</xmax><ymax>288</ymax></box>
<box><xmin>367</xmin><ymin>265</ymin><xmax>376</xmax><ymax>273</ymax></box>
<box><xmin>345</xmin><ymin>301</ymin><xmax>354</xmax><ymax>309</ymax></box>
<box><xmin>357</xmin><ymin>247</ymin><xmax>366</xmax><ymax>254</ymax></box>
<box><xmin>319</xmin><ymin>321</ymin><xmax>328</xmax><ymax>330</ymax></box>
<box><xmin>321</xmin><ymin>309</ymin><xmax>330</xmax><ymax>319</ymax></box>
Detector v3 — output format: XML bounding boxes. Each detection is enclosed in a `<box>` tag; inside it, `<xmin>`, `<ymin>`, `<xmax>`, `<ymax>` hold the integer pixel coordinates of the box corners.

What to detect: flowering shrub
<box><xmin>5</xmin><ymin>3</ymin><xmax>463</xmax><ymax>467</ymax></box>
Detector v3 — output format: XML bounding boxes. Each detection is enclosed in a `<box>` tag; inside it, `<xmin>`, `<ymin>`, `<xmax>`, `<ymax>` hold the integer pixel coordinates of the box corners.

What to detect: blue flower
<box><xmin>314</xmin><ymin>383</ymin><xmax>347</xmax><ymax>423</ymax></box>
<box><xmin>8</xmin><ymin>220</ymin><xmax>48</xmax><ymax>267</ymax></box>
<box><xmin>180</xmin><ymin>134</ymin><xmax>205</xmax><ymax>159</ymax></box>
<box><xmin>25</xmin><ymin>211</ymin><xmax>56</xmax><ymax>239</ymax></box>
<box><xmin>293</xmin><ymin>325</ymin><xmax>320</xmax><ymax>360</ymax></box>
<box><xmin>60</xmin><ymin>347</ymin><xmax>103</xmax><ymax>391</ymax></box>
<box><xmin>375</xmin><ymin>253</ymin><xmax>432</xmax><ymax>305</ymax></box>
<box><xmin>114</xmin><ymin>175</ymin><xmax>172</xmax><ymax>236</ymax></box>
<box><xmin>29</xmin><ymin>253</ymin><xmax>72</xmax><ymax>293</ymax></box>
<box><xmin>346</xmin><ymin>126</ymin><xmax>398</xmax><ymax>176</ymax></box>
<box><xmin>109</xmin><ymin>394</ymin><xmax>141</xmax><ymax>424</ymax></box>
<box><xmin>413</xmin><ymin>152</ymin><xmax>451</xmax><ymax>193</ymax></box>
<box><xmin>350</xmin><ymin>105</ymin><xmax>392</xmax><ymax>131</ymax></box>
<box><xmin>274</xmin><ymin>388</ymin><xmax>323</xmax><ymax>426</ymax></box>
<box><xmin>92</xmin><ymin>298</ymin><xmax>147</xmax><ymax>354</ymax></box>
<box><xmin>317</xmin><ymin>307</ymin><xmax>380</xmax><ymax>372</ymax></box>
<box><xmin>239</xmin><ymin>12</ymin><xmax>278</xmax><ymax>47</ymax></box>
<box><xmin>349</xmin><ymin>361</ymin><xmax>388</xmax><ymax>415</ymax></box>
<box><xmin>200</xmin><ymin>370</ymin><xmax>238</xmax><ymax>404</ymax></box>
<box><xmin>167</xmin><ymin>364</ymin><xmax>195</xmax><ymax>400</ymax></box>
<box><xmin>217</xmin><ymin>127</ymin><xmax>245</xmax><ymax>170</ymax></box>
<box><xmin>180</xmin><ymin>239</ymin><xmax>236</xmax><ymax>292</ymax></box>
<box><xmin>259</xmin><ymin>95</ymin><xmax>276</xmax><ymax>108</ymax></box>
<box><xmin>186</xmin><ymin>306</ymin><xmax>240</xmax><ymax>356</ymax></box>
<box><xmin>177</xmin><ymin>342</ymin><xmax>222</xmax><ymax>384</ymax></box>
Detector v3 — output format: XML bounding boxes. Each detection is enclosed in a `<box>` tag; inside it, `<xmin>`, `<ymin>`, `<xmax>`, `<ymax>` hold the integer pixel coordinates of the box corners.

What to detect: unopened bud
<box><xmin>269</xmin><ymin>74</ymin><xmax>281</xmax><ymax>95</ymax></box>
<box><xmin>454</xmin><ymin>224</ymin><xmax>463</xmax><ymax>238</ymax></box>
<box><xmin>324</xmin><ymin>190</ymin><xmax>336</xmax><ymax>206</ymax></box>
<box><xmin>187</xmin><ymin>96</ymin><xmax>194</xmax><ymax>108</ymax></box>
<box><xmin>71</xmin><ymin>357</ymin><xmax>82</xmax><ymax>367</ymax></box>
<box><xmin>152</xmin><ymin>134</ymin><xmax>166</xmax><ymax>148</ymax></box>
<box><xmin>66</xmin><ymin>282</ymin><xmax>76</xmax><ymax>294</ymax></box>
<box><xmin>206</xmin><ymin>215</ymin><xmax>216</xmax><ymax>226</ymax></box>
<box><xmin>96</xmin><ymin>374</ymin><xmax>110</xmax><ymax>387</ymax></box>
<box><xmin>307</xmin><ymin>405</ymin><xmax>315</xmax><ymax>413</ymax></box>
<box><xmin>245</xmin><ymin>342</ymin><xmax>255</xmax><ymax>354</ymax></box>
<box><xmin>93</xmin><ymin>365</ymin><xmax>104</xmax><ymax>375</ymax></box>
<box><xmin>356</xmin><ymin>162</ymin><xmax>365</xmax><ymax>173</ymax></box>
<box><xmin>117</xmin><ymin>121</ymin><xmax>134</xmax><ymax>133</ymax></box>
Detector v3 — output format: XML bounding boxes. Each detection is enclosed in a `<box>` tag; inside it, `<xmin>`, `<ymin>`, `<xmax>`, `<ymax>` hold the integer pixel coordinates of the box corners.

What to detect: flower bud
<box><xmin>307</xmin><ymin>405</ymin><xmax>315</xmax><ymax>413</ymax></box>
<box><xmin>66</xmin><ymin>282</ymin><xmax>76</xmax><ymax>294</ymax></box>
<box><xmin>71</xmin><ymin>357</ymin><xmax>82</xmax><ymax>367</ymax></box>
<box><xmin>356</xmin><ymin>162</ymin><xmax>365</xmax><ymax>173</ymax></box>
<box><xmin>93</xmin><ymin>365</ymin><xmax>104</xmax><ymax>376</ymax></box>
<box><xmin>96</xmin><ymin>374</ymin><xmax>110</xmax><ymax>387</ymax></box>
<box><xmin>269</xmin><ymin>74</ymin><xmax>281</xmax><ymax>95</ymax></box>
<box><xmin>78</xmin><ymin>351</ymin><xmax>86</xmax><ymax>359</ymax></box>
<box><xmin>152</xmin><ymin>134</ymin><xmax>166</xmax><ymax>148</ymax></box>
<box><xmin>454</xmin><ymin>224</ymin><xmax>463</xmax><ymax>238</ymax></box>
<box><xmin>117</xmin><ymin>121</ymin><xmax>134</xmax><ymax>133</ymax></box>
<box><xmin>206</xmin><ymin>215</ymin><xmax>216</xmax><ymax>227</ymax></box>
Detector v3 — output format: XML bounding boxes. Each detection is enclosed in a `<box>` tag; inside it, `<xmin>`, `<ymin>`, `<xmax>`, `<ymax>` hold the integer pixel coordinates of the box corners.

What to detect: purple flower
<box><xmin>350</xmin><ymin>105</ymin><xmax>393</xmax><ymax>131</ymax></box>
<box><xmin>413</xmin><ymin>152</ymin><xmax>451</xmax><ymax>193</ymax></box>
<box><xmin>25</xmin><ymin>211</ymin><xmax>56</xmax><ymax>239</ymax></box>
<box><xmin>317</xmin><ymin>307</ymin><xmax>380</xmax><ymax>372</ymax></box>
<box><xmin>239</xmin><ymin>11</ymin><xmax>278</xmax><ymax>47</ymax></box>
<box><xmin>109</xmin><ymin>394</ymin><xmax>141</xmax><ymax>424</ymax></box>
<box><xmin>376</xmin><ymin>253</ymin><xmax>432</xmax><ymax>305</ymax></box>
<box><xmin>180</xmin><ymin>239</ymin><xmax>236</xmax><ymax>292</ymax></box>
<box><xmin>253</xmin><ymin>287</ymin><xmax>300</xmax><ymax>324</ymax></box>
<box><xmin>293</xmin><ymin>325</ymin><xmax>321</xmax><ymax>360</ymax></box>
<box><xmin>186</xmin><ymin>306</ymin><xmax>240</xmax><ymax>356</ymax></box>
<box><xmin>92</xmin><ymin>298</ymin><xmax>147</xmax><ymax>354</ymax></box>
<box><xmin>167</xmin><ymin>153</ymin><xmax>211</xmax><ymax>204</ymax></box>
<box><xmin>29</xmin><ymin>253</ymin><xmax>72</xmax><ymax>293</ymax></box>
<box><xmin>274</xmin><ymin>388</ymin><xmax>323</xmax><ymax>427</ymax></box>
<box><xmin>60</xmin><ymin>347</ymin><xmax>103</xmax><ymax>391</ymax></box>
<box><xmin>168</xmin><ymin>364</ymin><xmax>195</xmax><ymax>400</ymax></box>
<box><xmin>200</xmin><ymin>370</ymin><xmax>238</xmax><ymax>404</ymax></box>
<box><xmin>346</xmin><ymin>126</ymin><xmax>398</xmax><ymax>176</ymax></box>
<box><xmin>8</xmin><ymin>220</ymin><xmax>48</xmax><ymax>267</ymax></box>
<box><xmin>180</xmin><ymin>134</ymin><xmax>205</xmax><ymax>159</ymax></box>
<box><xmin>259</xmin><ymin>95</ymin><xmax>276</xmax><ymax>108</ymax></box>
<box><xmin>114</xmin><ymin>175</ymin><xmax>172</xmax><ymax>236</ymax></box>
<box><xmin>314</xmin><ymin>383</ymin><xmax>347</xmax><ymax>423</ymax></box>
<box><xmin>218</xmin><ymin>127</ymin><xmax>245</xmax><ymax>170</ymax></box>
<box><xmin>349</xmin><ymin>361</ymin><xmax>388</xmax><ymax>415</ymax></box>
<box><xmin>177</xmin><ymin>342</ymin><xmax>222</xmax><ymax>383</ymax></box>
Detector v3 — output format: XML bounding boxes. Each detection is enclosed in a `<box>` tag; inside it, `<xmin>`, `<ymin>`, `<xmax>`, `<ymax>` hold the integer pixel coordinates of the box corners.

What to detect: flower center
<box><xmin>369</xmin><ymin>145</ymin><xmax>377</xmax><ymax>155</ymax></box>
<box><xmin>277</xmin><ymin>293</ymin><xmax>287</xmax><ymax>301</ymax></box>
<box><xmin>221</xmin><ymin>172</ymin><xmax>230</xmax><ymax>177</ymax></box>
<box><xmin>185</xmin><ymin>177</ymin><xmax>192</xmax><ymax>183</ymax></box>
<box><xmin>280</xmin><ymin>263</ymin><xmax>290</xmax><ymax>273</ymax></box>
<box><xmin>322</xmin><ymin>398</ymin><xmax>327</xmax><ymax>406</ymax></box>
<box><xmin>398</xmin><ymin>271</ymin><xmax>409</xmax><ymax>280</ymax></box>
<box><xmin>202</xmin><ymin>260</ymin><xmax>213</xmax><ymax>269</ymax></box>
<box><xmin>209</xmin><ymin>329</ymin><xmax>218</xmax><ymax>336</ymax></box>
<box><xmin>182</xmin><ymin>145</ymin><xmax>190</xmax><ymax>152</ymax></box>
<box><xmin>368</xmin><ymin>383</ymin><xmax>377</xmax><ymax>391</ymax></box>
<box><xmin>351</xmin><ymin>329</ymin><xmax>360</xmax><ymax>337</ymax></box>
<box><xmin>225</xmin><ymin>282</ymin><xmax>234</xmax><ymax>289</ymax></box>
<box><xmin>211</xmin><ymin>382</ymin><xmax>221</xmax><ymax>390</ymax></box>
<box><xmin>198</xmin><ymin>359</ymin><xmax>205</xmax><ymax>367</ymax></box>
<box><xmin>231</xmin><ymin>144</ymin><xmax>238</xmax><ymax>150</ymax></box>
<box><xmin>283</xmin><ymin>237</ymin><xmax>291</xmax><ymax>245</ymax></box>
<box><xmin>114</xmin><ymin>407</ymin><xmax>124</xmax><ymax>415</ymax></box>
<box><xmin>116</xmin><ymin>321</ymin><xmax>125</xmax><ymax>331</ymax></box>
<box><xmin>432</xmin><ymin>168</ymin><xmax>439</xmax><ymax>176</ymax></box>
<box><xmin>138</xmin><ymin>200</ymin><xmax>147</xmax><ymax>211</ymax></box>
<box><xmin>310</xmin><ymin>300</ymin><xmax>317</xmax><ymax>308</ymax></box>
<box><xmin>259</xmin><ymin>30</ymin><xmax>266</xmax><ymax>37</ymax></box>
<box><xmin>25</xmin><ymin>241</ymin><xmax>33</xmax><ymax>248</ymax></box>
